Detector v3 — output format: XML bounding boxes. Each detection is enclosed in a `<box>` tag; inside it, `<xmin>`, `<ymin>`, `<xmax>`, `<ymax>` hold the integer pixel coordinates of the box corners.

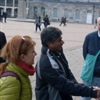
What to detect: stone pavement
<box><xmin>1</xmin><ymin>19</ymin><xmax>96</xmax><ymax>100</ymax></box>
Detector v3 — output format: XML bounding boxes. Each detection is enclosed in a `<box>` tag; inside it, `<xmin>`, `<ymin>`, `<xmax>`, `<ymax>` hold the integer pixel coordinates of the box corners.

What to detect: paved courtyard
<box><xmin>1</xmin><ymin>19</ymin><xmax>96</xmax><ymax>100</ymax></box>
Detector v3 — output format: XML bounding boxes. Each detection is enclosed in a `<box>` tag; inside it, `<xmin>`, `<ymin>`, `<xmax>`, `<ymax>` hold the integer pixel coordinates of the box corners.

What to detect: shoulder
<box><xmin>40</xmin><ymin>53</ymin><xmax>51</xmax><ymax>67</ymax></box>
<box><xmin>0</xmin><ymin>76</ymin><xmax>21</xmax><ymax>99</ymax></box>
<box><xmin>0</xmin><ymin>76</ymin><xmax>21</xmax><ymax>95</ymax></box>
<box><xmin>85</xmin><ymin>31</ymin><xmax>97</xmax><ymax>39</ymax></box>
<box><xmin>36</xmin><ymin>53</ymin><xmax>52</xmax><ymax>73</ymax></box>
<box><xmin>0</xmin><ymin>75</ymin><xmax>21</xmax><ymax>87</ymax></box>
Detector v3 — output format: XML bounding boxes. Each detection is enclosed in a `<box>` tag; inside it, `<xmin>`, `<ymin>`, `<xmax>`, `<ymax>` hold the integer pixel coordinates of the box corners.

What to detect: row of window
<box><xmin>33</xmin><ymin>7</ymin><xmax>85</xmax><ymax>20</ymax></box>
<box><xmin>52</xmin><ymin>8</ymin><xmax>80</xmax><ymax>19</ymax></box>
<box><xmin>0</xmin><ymin>7</ymin><xmax>18</xmax><ymax>17</ymax></box>
<box><xmin>0</xmin><ymin>0</ymin><xmax>18</xmax><ymax>7</ymax></box>
<box><xmin>32</xmin><ymin>0</ymin><xmax>100</xmax><ymax>2</ymax></box>
<box><xmin>33</xmin><ymin>6</ymin><xmax>100</xmax><ymax>21</ymax></box>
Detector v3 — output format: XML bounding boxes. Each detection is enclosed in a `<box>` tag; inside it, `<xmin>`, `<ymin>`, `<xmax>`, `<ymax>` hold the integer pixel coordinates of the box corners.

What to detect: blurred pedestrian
<box><xmin>35</xmin><ymin>16</ymin><xmax>41</xmax><ymax>32</ymax></box>
<box><xmin>43</xmin><ymin>15</ymin><xmax>50</xmax><ymax>28</ymax></box>
<box><xmin>94</xmin><ymin>18</ymin><xmax>97</xmax><ymax>29</ymax></box>
<box><xmin>59</xmin><ymin>17</ymin><xmax>66</xmax><ymax>26</ymax></box>
<box><xmin>3</xmin><ymin>11</ymin><xmax>7</xmax><ymax>23</ymax></box>
<box><xmin>64</xmin><ymin>17</ymin><xmax>67</xmax><ymax>26</ymax></box>
<box><xmin>0</xmin><ymin>11</ymin><xmax>3</xmax><ymax>22</ymax></box>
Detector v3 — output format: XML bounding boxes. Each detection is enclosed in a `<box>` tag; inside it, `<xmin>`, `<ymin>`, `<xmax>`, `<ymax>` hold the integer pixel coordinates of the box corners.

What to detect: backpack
<box><xmin>0</xmin><ymin>71</ymin><xmax>21</xmax><ymax>83</ymax></box>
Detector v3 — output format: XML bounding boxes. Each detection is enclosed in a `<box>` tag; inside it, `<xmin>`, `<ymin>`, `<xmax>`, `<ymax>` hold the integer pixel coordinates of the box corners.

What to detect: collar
<box><xmin>48</xmin><ymin>49</ymin><xmax>61</xmax><ymax>57</ymax></box>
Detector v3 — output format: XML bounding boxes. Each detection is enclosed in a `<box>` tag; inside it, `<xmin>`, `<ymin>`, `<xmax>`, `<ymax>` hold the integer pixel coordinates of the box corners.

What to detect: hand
<box><xmin>96</xmin><ymin>90</ymin><xmax>100</xmax><ymax>100</ymax></box>
<box><xmin>93</xmin><ymin>86</ymin><xmax>100</xmax><ymax>100</ymax></box>
<box><xmin>93</xmin><ymin>86</ymin><xmax>100</xmax><ymax>91</ymax></box>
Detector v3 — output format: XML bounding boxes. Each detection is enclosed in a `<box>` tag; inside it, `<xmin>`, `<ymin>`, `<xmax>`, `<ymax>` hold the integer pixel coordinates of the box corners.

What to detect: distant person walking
<box><xmin>0</xmin><ymin>11</ymin><xmax>3</xmax><ymax>22</ymax></box>
<box><xmin>35</xmin><ymin>16</ymin><xmax>41</xmax><ymax>32</ymax></box>
<box><xmin>3</xmin><ymin>12</ymin><xmax>7</xmax><ymax>23</ymax></box>
<box><xmin>94</xmin><ymin>18</ymin><xmax>97</xmax><ymax>29</ymax></box>
<box><xmin>64</xmin><ymin>17</ymin><xmax>67</xmax><ymax>26</ymax></box>
<box><xmin>59</xmin><ymin>17</ymin><xmax>66</xmax><ymax>26</ymax></box>
<box><xmin>43</xmin><ymin>15</ymin><xmax>50</xmax><ymax>28</ymax></box>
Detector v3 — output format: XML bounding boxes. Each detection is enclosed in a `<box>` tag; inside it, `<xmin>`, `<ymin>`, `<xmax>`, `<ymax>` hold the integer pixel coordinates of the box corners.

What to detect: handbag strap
<box><xmin>0</xmin><ymin>71</ymin><xmax>21</xmax><ymax>82</ymax></box>
<box><xmin>96</xmin><ymin>50</ymin><xmax>100</xmax><ymax>56</ymax></box>
<box><xmin>94</xmin><ymin>50</ymin><xmax>100</xmax><ymax>60</ymax></box>
<box><xmin>0</xmin><ymin>71</ymin><xmax>22</xmax><ymax>95</ymax></box>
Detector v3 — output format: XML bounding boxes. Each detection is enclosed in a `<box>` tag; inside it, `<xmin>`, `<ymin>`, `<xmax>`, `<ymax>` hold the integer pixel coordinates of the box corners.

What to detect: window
<box><xmin>64</xmin><ymin>9</ymin><xmax>69</xmax><ymax>18</ymax></box>
<box><xmin>7</xmin><ymin>0</ymin><xmax>13</xmax><ymax>6</ymax></box>
<box><xmin>41</xmin><ymin>7</ymin><xmax>45</xmax><ymax>17</ymax></box>
<box><xmin>14</xmin><ymin>0</ymin><xmax>18</xmax><ymax>7</ymax></box>
<box><xmin>0</xmin><ymin>0</ymin><xmax>5</xmax><ymax>6</ymax></box>
<box><xmin>53</xmin><ymin>8</ymin><xmax>57</xmax><ymax>18</ymax></box>
<box><xmin>87</xmin><ymin>10</ymin><xmax>92</xmax><ymax>13</ymax></box>
<box><xmin>75</xmin><ymin>9</ymin><xmax>80</xmax><ymax>20</ymax></box>
<box><xmin>34</xmin><ymin>7</ymin><xmax>38</xmax><ymax>14</ymax></box>
<box><xmin>34</xmin><ymin>7</ymin><xmax>38</xmax><ymax>18</ymax></box>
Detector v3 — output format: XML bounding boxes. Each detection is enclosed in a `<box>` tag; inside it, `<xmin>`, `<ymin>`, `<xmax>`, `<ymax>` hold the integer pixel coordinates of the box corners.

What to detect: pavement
<box><xmin>1</xmin><ymin>18</ymin><xmax>96</xmax><ymax>100</ymax></box>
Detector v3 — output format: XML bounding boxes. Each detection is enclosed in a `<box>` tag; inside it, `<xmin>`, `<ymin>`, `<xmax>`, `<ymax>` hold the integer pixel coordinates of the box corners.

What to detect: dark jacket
<box><xmin>3</xmin><ymin>12</ymin><xmax>7</xmax><ymax>18</ymax></box>
<box><xmin>43</xmin><ymin>17</ymin><xmax>50</xmax><ymax>25</ymax></box>
<box><xmin>83</xmin><ymin>31</ymin><xmax>100</xmax><ymax>71</ymax></box>
<box><xmin>0</xmin><ymin>31</ymin><xmax>7</xmax><ymax>63</ymax></box>
<box><xmin>35</xmin><ymin>46</ymin><xmax>97</xmax><ymax>100</ymax></box>
<box><xmin>0</xmin><ymin>31</ymin><xmax>6</xmax><ymax>50</ymax></box>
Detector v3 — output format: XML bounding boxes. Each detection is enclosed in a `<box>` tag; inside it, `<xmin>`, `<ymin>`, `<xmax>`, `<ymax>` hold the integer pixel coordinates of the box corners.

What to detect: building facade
<box><xmin>27</xmin><ymin>0</ymin><xmax>100</xmax><ymax>24</ymax></box>
<box><xmin>0</xmin><ymin>0</ymin><xmax>100</xmax><ymax>24</ymax></box>
<box><xmin>0</xmin><ymin>0</ymin><xmax>18</xmax><ymax>17</ymax></box>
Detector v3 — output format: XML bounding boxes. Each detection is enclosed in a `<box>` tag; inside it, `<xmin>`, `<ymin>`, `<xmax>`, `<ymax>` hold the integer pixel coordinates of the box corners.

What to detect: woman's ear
<box><xmin>20</xmin><ymin>54</ymin><xmax>25</xmax><ymax>61</ymax></box>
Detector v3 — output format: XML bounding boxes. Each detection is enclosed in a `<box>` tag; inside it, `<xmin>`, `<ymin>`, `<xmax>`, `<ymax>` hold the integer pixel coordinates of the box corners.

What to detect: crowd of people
<box><xmin>34</xmin><ymin>15</ymin><xmax>67</xmax><ymax>32</ymax></box>
<box><xmin>0</xmin><ymin>16</ymin><xmax>100</xmax><ymax>100</ymax></box>
<box><xmin>34</xmin><ymin>15</ymin><xmax>50</xmax><ymax>32</ymax></box>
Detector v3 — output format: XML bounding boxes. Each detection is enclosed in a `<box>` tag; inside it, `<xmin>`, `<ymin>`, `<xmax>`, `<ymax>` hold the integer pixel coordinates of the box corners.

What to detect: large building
<box><xmin>1</xmin><ymin>0</ymin><xmax>100</xmax><ymax>24</ymax></box>
<box><xmin>0</xmin><ymin>0</ymin><xmax>18</xmax><ymax>17</ymax></box>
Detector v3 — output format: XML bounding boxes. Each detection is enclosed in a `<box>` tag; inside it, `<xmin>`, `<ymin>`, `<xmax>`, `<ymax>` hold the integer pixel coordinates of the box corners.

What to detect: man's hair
<box><xmin>41</xmin><ymin>27</ymin><xmax>62</xmax><ymax>47</ymax></box>
<box><xmin>0</xmin><ymin>31</ymin><xmax>7</xmax><ymax>50</ymax></box>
